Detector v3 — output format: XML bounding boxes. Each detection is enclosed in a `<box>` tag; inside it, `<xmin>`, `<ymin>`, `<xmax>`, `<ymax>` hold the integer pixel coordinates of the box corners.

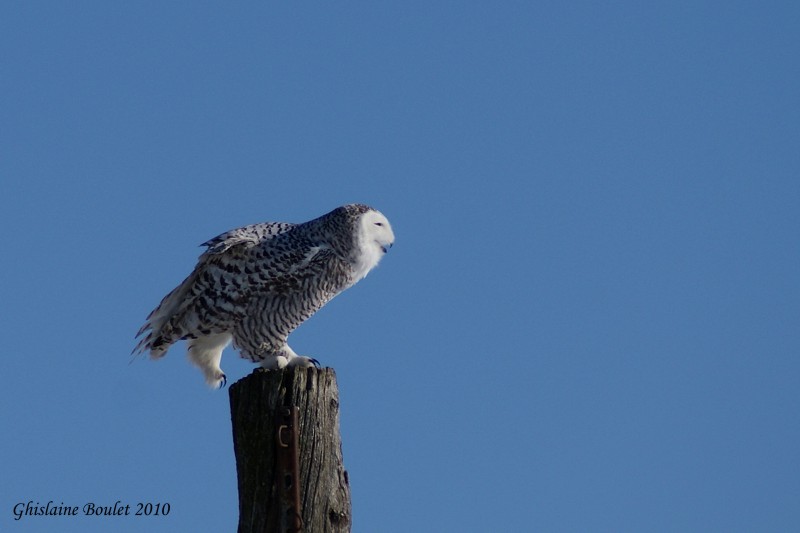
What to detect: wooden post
<box><xmin>229</xmin><ymin>367</ymin><xmax>352</xmax><ymax>533</ymax></box>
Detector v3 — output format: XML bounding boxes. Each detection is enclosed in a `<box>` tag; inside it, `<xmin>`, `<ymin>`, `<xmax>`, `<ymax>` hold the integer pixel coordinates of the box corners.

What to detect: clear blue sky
<box><xmin>2</xmin><ymin>2</ymin><xmax>798</xmax><ymax>532</ymax></box>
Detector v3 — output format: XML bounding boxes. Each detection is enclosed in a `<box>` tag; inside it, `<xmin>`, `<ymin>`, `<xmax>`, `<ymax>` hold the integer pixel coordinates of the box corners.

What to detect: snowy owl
<box><xmin>133</xmin><ymin>204</ymin><xmax>394</xmax><ymax>388</ymax></box>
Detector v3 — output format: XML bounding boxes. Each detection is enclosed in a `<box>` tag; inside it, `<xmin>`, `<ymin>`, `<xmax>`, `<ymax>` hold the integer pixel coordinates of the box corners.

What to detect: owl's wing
<box><xmin>133</xmin><ymin>222</ymin><xmax>300</xmax><ymax>357</ymax></box>
<box><xmin>231</xmin><ymin>238</ymin><xmax>344</xmax><ymax>356</ymax></box>
<box><xmin>201</xmin><ymin>221</ymin><xmax>296</xmax><ymax>255</ymax></box>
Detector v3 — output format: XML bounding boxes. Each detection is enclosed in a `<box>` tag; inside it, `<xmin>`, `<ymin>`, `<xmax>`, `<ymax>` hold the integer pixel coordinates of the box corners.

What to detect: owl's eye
<box><xmin>374</xmin><ymin>222</ymin><xmax>384</xmax><ymax>227</ymax></box>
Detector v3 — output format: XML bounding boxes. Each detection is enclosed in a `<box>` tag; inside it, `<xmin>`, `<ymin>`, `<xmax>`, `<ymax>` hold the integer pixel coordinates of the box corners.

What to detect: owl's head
<box><xmin>351</xmin><ymin>207</ymin><xmax>394</xmax><ymax>280</ymax></box>
<box><xmin>359</xmin><ymin>209</ymin><xmax>395</xmax><ymax>253</ymax></box>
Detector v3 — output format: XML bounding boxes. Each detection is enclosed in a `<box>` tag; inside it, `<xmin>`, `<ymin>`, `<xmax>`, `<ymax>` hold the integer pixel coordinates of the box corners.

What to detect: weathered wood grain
<box><xmin>229</xmin><ymin>367</ymin><xmax>351</xmax><ymax>533</ymax></box>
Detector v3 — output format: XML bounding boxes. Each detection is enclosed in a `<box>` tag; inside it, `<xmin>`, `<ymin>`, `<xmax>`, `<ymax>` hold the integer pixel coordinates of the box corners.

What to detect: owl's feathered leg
<box><xmin>187</xmin><ymin>333</ymin><xmax>232</xmax><ymax>388</ymax></box>
<box><xmin>257</xmin><ymin>344</ymin><xmax>319</xmax><ymax>370</ymax></box>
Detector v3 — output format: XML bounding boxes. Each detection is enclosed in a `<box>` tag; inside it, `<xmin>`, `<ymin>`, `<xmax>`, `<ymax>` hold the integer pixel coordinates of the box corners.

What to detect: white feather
<box><xmin>187</xmin><ymin>333</ymin><xmax>232</xmax><ymax>388</ymax></box>
<box><xmin>352</xmin><ymin>210</ymin><xmax>395</xmax><ymax>282</ymax></box>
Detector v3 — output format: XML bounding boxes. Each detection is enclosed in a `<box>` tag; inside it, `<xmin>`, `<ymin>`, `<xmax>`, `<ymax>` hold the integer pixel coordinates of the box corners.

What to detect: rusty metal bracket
<box><xmin>276</xmin><ymin>405</ymin><xmax>303</xmax><ymax>532</ymax></box>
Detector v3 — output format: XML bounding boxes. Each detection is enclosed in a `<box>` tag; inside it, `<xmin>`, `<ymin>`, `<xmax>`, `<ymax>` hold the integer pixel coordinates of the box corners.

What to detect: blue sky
<box><xmin>2</xmin><ymin>2</ymin><xmax>798</xmax><ymax>532</ymax></box>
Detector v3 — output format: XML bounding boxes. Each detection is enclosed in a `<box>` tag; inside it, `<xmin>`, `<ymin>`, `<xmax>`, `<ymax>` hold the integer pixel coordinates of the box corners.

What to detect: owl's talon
<box><xmin>219</xmin><ymin>374</ymin><xmax>227</xmax><ymax>388</ymax></box>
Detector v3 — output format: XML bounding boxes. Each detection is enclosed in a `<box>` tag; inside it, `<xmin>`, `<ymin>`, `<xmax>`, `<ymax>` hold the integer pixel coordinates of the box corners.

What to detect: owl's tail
<box><xmin>132</xmin><ymin>270</ymin><xmax>198</xmax><ymax>359</ymax></box>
